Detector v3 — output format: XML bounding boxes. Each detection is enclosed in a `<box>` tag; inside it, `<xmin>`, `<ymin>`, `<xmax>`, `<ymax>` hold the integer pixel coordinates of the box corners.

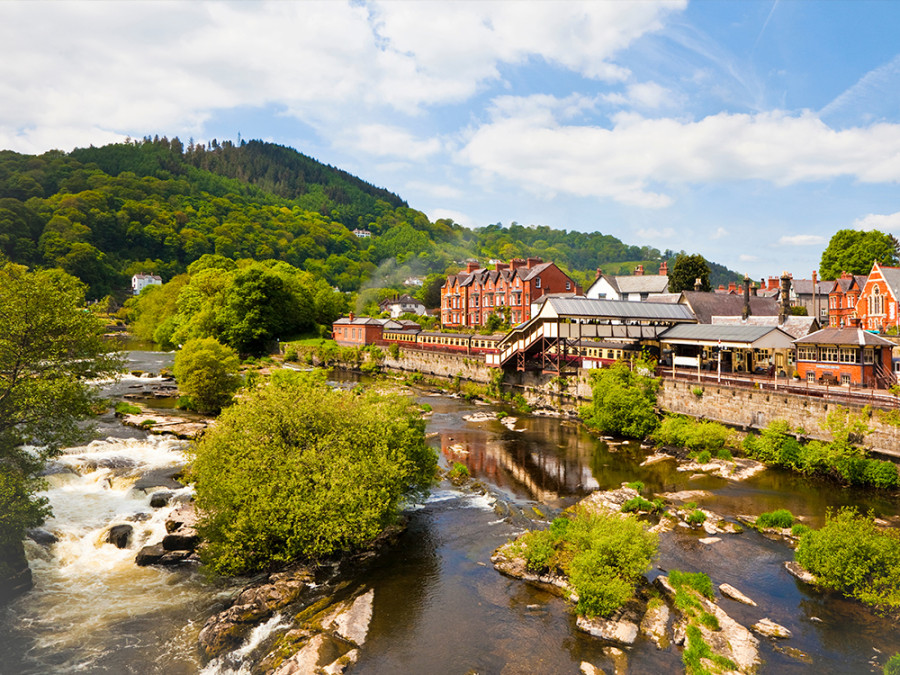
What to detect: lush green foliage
<box><xmin>682</xmin><ymin>624</ymin><xmax>738</xmax><ymax>675</ymax></box>
<box><xmin>127</xmin><ymin>257</ymin><xmax>346</xmax><ymax>355</ymax></box>
<box><xmin>190</xmin><ymin>371</ymin><xmax>436</xmax><ymax>575</ymax></box>
<box><xmin>448</xmin><ymin>462</ymin><xmax>469</xmax><ymax>482</ymax></box>
<box><xmin>819</xmin><ymin>229</ymin><xmax>900</xmax><ymax>280</ymax></box>
<box><xmin>653</xmin><ymin>415</ymin><xmax>735</xmax><ymax>456</ymax></box>
<box><xmin>796</xmin><ymin>507</ymin><xmax>900</xmax><ymax>610</ymax></box>
<box><xmin>756</xmin><ymin>509</ymin><xmax>795</xmax><ymax>529</ymax></box>
<box><xmin>885</xmin><ymin>653</ymin><xmax>900</xmax><ymax>675</ymax></box>
<box><xmin>0</xmin><ymin>264</ymin><xmax>121</xmax><ymax>564</ymax></box>
<box><xmin>114</xmin><ymin>401</ymin><xmax>142</xmax><ymax>415</ymax></box>
<box><xmin>621</xmin><ymin>496</ymin><xmax>665</xmax><ymax>514</ymax></box>
<box><xmin>668</xmin><ymin>570</ymin><xmax>715</xmax><ymax>598</ymax></box>
<box><xmin>0</xmin><ymin>139</ymin><xmax>741</xmax><ymax>302</ymax></box>
<box><xmin>686</xmin><ymin>510</ymin><xmax>707</xmax><ymax>526</ymax></box>
<box><xmin>743</xmin><ymin>416</ymin><xmax>899</xmax><ymax>489</ymax></box>
<box><xmin>625</xmin><ymin>481</ymin><xmax>644</xmax><ymax>492</ymax></box>
<box><xmin>668</xmin><ymin>253</ymin><xmax>711</xmax><ymax>293</ymax></box>
<box><xmin>513</xmin><ymin>508</ymin><xmax>657</xmax><ymax>618</ymax></box>
<box><xmin>581</xmin><ymin>359</ymin><xmax>660</xmax><ymax>439</ymax></box>
<box><xmin>172</xmin><ymin>338</ymin><xmax>242</xmax><ymax>414</ymax></box>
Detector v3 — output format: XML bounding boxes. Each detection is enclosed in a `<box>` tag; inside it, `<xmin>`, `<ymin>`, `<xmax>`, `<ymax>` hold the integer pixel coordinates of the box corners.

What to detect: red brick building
<box><xmin>827</xmin><ymin>271</ymin><xmax>867</xmax><ymax>328</ymax></box>
<box><xmin>440</xmin><ymin>258</ymin><xmax>580</xmax><ymax>329</ymax></box>
<box><xmin>856</xmin><ymin>262</ymin><xmax>900</xmax><ymax>332</ymax></box>
<box><xmin>794</xmin><ymin>327</ymin><xmax>894</xmax><ymax>387</ymax></box>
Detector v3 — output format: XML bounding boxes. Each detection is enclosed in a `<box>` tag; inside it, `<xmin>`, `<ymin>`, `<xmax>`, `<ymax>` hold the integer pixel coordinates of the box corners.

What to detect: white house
<box><xmin>379</xmin><ymin>294</ymin><xmax>427</xmax><ymax>318</ymax></box>
<box><xmin>352</xmin><ymin>228</ymin><xmax>372</xmax><ymax>238</ymax></box>
<box><xmin>131</xmin><ymin>273</ymin><xmax>162</xmax><ymax>295</ymax></box>
<box><xmin>585</xmin><ymin>263</ymin><xmax>670</xmax><ymax>302</ymax></box>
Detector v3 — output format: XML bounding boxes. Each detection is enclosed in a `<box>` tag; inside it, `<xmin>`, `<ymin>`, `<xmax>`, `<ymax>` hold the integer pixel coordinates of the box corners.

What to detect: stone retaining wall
<box><xmin>657</xmin><ymin>380</ymin><xmax>900</xmax><ymax>459</ymax></box>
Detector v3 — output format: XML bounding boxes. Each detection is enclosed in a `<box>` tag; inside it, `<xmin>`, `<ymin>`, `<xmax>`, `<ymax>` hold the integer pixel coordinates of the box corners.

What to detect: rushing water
<box><xmin>1</xmin><ymin>360</ymin><xmax>899</xmax><ymax>674</ymax></box>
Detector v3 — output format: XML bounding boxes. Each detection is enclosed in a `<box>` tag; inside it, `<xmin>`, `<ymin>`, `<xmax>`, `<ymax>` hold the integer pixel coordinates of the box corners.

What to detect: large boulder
<box><xmin>107</xmin><ymin>524</ymin><xmax>133</xmax><ymax>549</ymax></box>
<box><xmin>0</xmin><ymin>539</ymin><xmax>33</xmax><ymax>603</ymax></box>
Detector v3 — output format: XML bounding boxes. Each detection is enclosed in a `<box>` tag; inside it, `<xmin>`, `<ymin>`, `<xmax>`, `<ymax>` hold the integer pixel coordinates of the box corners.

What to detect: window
<box><xmin>839</xmin><ymin>348</ymin><xmax>857</xmax><ymax>363</ymax></box>
<box><xmin>566</xmin><ymin>281</ymin><xmax>571</xmax><ymax>290</ymax></box>
<box><xmin>821</xmin><ymin>346</ymin><xmax>839</xmax><ymax>362</ymax></box>
<box><xmin>841</xmin><ymin>373</ymin><xmax>851</xmax><ymax>385</ymax></box>
<box><xmin>807</xmin><ymin>371</ymin><xmax>816</xmax><ymax>383</ymax></box>
<box><xmin>863</xmin><ymin>348</ymin><xmax>874</xmax><ymax>364</ymax></box>
<box><xmin>797</xmin><ymin>345</ymin><xmax>816</xmax><ymax>361</ymax></box>
<box><xmin>535</xmin><ymin>278</ymin><xmax>541</xmax><ymax>288</ymax></box>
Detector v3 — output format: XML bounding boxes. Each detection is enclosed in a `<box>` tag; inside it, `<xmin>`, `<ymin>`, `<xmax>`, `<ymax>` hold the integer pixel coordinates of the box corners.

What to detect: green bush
<box><xmin>716</xmin><ymin>448</ymin><xmax>733</xmax><ymax>461</ymax></box>
<box><xmin>756</xmin><ymin>509</ymin><xmax>795</xmax><ymax>529</ymax></box>
<box><xmin>686</xmin><ymin>510</ymin><xmax>707</xmax><ymax>526</ymax></box>
<box><xmin>621</xmin><ymin>496</ymin><xmax>658</xmax><ymax>513</ymax></box>
<box><xmin>190</xmin><ymin>371</ymin><xmax>436</xmax><ymax>575</ymax></box>
<box><xmin>283</xmin><ymin>347</ymin><xmax>298</xmax><ymax>362</ymax></box>
<box><xmin>114</xmin><ymin>401</ymin><xmax>142</xmax><ymax>416</ymax></box>
<box><xmin>388</xmin><ymin>343</ymin><xmax>400</xmax><ymax>359</ymax></box>
<box><xmin>791</xmin><ymin>523</ymin><xmax>811</xmax><ymax>538</ymax></box>
<box><xmin>511</xmin><ymin>508</ymin><xmax>658</xmax><ymax>618</ymax></box>
<box><xmin>173</xmin><ymin>337</ymin><xmax>242</xmax><ymax>414</ymax></box>
<box><xmin>695</xmin><ymin>450</ymin><xmax>712</xmax><ymax>464</ymax></box>
<box><xmin>448</xmin><ymin>462</ymin><xmax>469</xmax><ymax>482</ymax></box>
<box><xmin>580</xmin><ymin>359</ymin><xmax>659</xmax><ymax>439</ymax></box>
<box><xmin>795</xmin><ymin>507</ymin><xmax>900</xmax><ymax>610</ymax></box>
<box><xmin>669</xmin><ymin>569</ymin><xmax>715</xmax><ymax>599</ymax></box>
<box><xmin>885</xmin><ymin>653</ymin><xmax>900</xmax><ymax>675</ymax></box>
<box><xmin>625</xmin><ymin>481</ymin><xmax>644</xmax><ymax>492</ymax></box>
<box><xmin>653</xmin><ymin>415</ymin><xmax>734</xmax><ymax>455</ymax></box>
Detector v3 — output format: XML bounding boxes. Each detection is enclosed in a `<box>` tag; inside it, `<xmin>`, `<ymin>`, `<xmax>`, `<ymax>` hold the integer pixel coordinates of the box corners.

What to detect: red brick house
<box><xmin>332</xmin><ymin>314</ymin><xmax>386</xmax><ymax>346</ymax></box>
<box><xmin>827</xmin><ymin>271</ymin><xmax>867</xmax><ymax>328</ymax></box>
<box><xmin>856</xmin><ymin>262</ymin><xmax>900</xmax><ymax>332</ymax></box>
<box><xmin>440</xmin><ymin>258</ymin><xmax>580</xmax><ymax>329</ymax></box>
<box><xmin>794</xmin><ymin>327</ymin><xmax>894</xmax><ymax>387</ymax></box>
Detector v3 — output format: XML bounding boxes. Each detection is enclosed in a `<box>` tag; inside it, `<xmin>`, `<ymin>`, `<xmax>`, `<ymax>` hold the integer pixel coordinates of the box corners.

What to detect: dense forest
<box><xmin>0</xmin><ymin>136</ymin><xmax>739</xmax><ymax>301</ymax></box>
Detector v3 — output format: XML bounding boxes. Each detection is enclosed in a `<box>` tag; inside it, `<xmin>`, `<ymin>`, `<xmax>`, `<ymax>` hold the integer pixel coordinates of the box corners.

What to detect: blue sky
<box><xmin>3</xmin><ymin>1</ymin><xmax>900</xmax><ymax>279</ymax></box>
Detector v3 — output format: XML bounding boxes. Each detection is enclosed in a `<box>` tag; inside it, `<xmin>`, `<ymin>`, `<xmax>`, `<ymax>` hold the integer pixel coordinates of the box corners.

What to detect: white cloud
<box><xmin>778</xmin><ymin>234</ymin><xmax>826</xmax><ymax>246</ymax></box>
<box><xmin>337</xmin><ymin>124</ymin><xmax>442</xmax><ymax>160</ymax></box>
<box><xmin>0</xmin><ymin>0</ymin><xmax>684</xmax><ymax>152</ymax></box>
<box><xmin>603</xmin><ymin>81</ymin><xmax>674</xmax><ymax>110</ymax></box>
<box><xmin>636</xmin><ymin>227</ymin><xmax>676</xmax><ymax>240</ymax></box>
<box><xmin>458</xmin><ymin>104</ymin><xmax>900</xmax><ymax>208</ymax></box>
<box><xmin>739</xmin><ymin>254</ymin><xmax>758</xmax><ymax>262</ymax></box>
<box><xmin>853</xmin><ymin>211</ymin><xmax>900</xmax><ymax>232</ymax></box>
<box><xmin>406</xmin><ymin>182</ymin><xmax>464</xmax><ymax>200</ymax></box>
<box><xmin>710</xmin><ymin>227</ymin><xmax>728</xmax><ymax>239</ymax></box>
<box><xmin>428</xmin><ymin>208</ymin><xmax>476</xmax><ymax>228</ymax></box>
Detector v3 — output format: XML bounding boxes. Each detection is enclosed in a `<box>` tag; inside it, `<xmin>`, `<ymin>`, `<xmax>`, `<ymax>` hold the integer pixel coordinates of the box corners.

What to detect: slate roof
<box><xmin>540</xmin><ymin>296</ymin><xmax>696</xmax><ymax>322</ymax></box>
<box><xmin>680</xmin><ymin>291</ymin><xmax>779</xmax><ymax>324</ymax></box>
<box><xmin>659</xmin><ymin>324</ymin><xmax>791</xmax><ymax>343</ymax></box>
<box><xmin>794</xmin><ymin>327</ymin><xmax>895</xmax><ymax>347</ymax></box>
<box><xmin>586</xmin><ymin>273</ymin><xmax>669</xmax><ymax>296</ymax></box>
<box><xmin>877</xmin><ymin>266</ymin><xmax>900</xmax><ymax>298</ymax></box>
<box><xmin>791</xmin><ymin>279</ymin><xmax>833</xmax><ymax>297</ymax></box>
<box><xmin>333</xmin><ymin>316</ymin><xmax>386</xmax><ymax>326</ymax></box>
<box><xmin>710</xmin><ymin>315</ymin><xmax>819</xmax><ymax>339</ymax></box>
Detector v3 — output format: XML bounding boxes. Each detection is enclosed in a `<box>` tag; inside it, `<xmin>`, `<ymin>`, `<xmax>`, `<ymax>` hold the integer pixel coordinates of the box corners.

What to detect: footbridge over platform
<box><xmin>487</xmin><ymin>297</ymin><xmax>696</xmax><ymax>373</ymax></box>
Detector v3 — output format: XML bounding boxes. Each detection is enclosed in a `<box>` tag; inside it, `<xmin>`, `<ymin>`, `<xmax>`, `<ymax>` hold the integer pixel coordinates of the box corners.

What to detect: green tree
<box><xmin>819</xmin><ymin>229</ymin><xmax>899</xmax><ymax>280</ymax></box>
<box><xmin>0</xmin><ymin>264</ymin><xmax>121</xmax><ymax>599</ymax></box>
<box><xmin>580</xmin><ymin>358</ymin><xmax>660</xmax><ymax>439</ymax></box>
<box><xmin>172</xmin><ymin>338</ymin><xmax>242</xmax><ymax>414</ymax></box>
<box><xmin>668</xmin><ymin>253</ymin><xmax>711</xmax><ymax>293</ymax></box>
<box><xmin>190</xmin><ymin>371</ymin><xmax>436</xmax><ymax>575</ymax></box>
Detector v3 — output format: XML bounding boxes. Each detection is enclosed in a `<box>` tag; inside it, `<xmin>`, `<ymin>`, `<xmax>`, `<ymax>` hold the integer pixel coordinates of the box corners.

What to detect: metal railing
<box><xmin>658</xmin><ymin>366</ymin><xmax>900</xmax><ymax>410</ymax></box>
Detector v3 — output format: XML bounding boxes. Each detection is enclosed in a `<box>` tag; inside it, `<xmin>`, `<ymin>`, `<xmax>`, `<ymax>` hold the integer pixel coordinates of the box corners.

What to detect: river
<box><xmin>0</xmin><ymin>356</ymin><xmax>898</xmax><ymax>674</ymax></box>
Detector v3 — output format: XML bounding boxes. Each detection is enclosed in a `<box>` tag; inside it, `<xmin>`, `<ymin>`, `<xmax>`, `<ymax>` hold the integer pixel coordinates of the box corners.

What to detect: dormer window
<box><xmin>535</xmin><ymin>278</ymin><xmax>541</xmax><ymax>288</ymax></box>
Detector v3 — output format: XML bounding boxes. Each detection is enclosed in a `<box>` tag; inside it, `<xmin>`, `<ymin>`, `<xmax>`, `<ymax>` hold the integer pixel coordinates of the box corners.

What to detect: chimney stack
<box><xmin>349</xmin><ymin>311</ymin><xmax>355</xmax><ymax>321</ymax></box>
<box><xmin>526</xmin><ymin>257</ymin><xmax>542</xmax><ymax>269</ymax></box>
<box><xmin>742</xmin><ymin>275</ymin><xmax>751</xmax><ymax>320</ymax></box>
<box><xmin>635</xmin><ymin>264</ymin><xmax>644</xmax><ymax>276</ymax></box>
<box><xmin>595</xmin><ymin>268</ymin><xmax>602</xmax><ymax>280</ymax></box>
<box><xmin>466</xmin><ymin>261</ymin><xmax>479</xmax><ymax>273</ymax></box>
<box><xmin>659</xmin><ymin>261</ymin><xmax>668</xmax><ymax>276</ymax></box>
<box><xmin>728</xmin><ymin>281</ymin><xmax>737</xmax><ymax>293</ymax></box>
<box><xmin>779</xmin><ymin>272</ymin><xmax>791</xmax><ymax>325</ymax></box>
<box><xmin>694</xmin><ymin>278</ymin><xmax>702</xmax><ymax>292</ymax></box>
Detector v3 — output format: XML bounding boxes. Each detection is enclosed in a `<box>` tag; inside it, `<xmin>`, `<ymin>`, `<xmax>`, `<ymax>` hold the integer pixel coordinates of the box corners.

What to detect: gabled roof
<box><xmin>659</xmin><ymin>324</ymin><xmax>795</xmax><ymax>349</ymax></box>
<box><xmin>379</xmin><ymin>294</ymin><xmax>423</xmax><ymax>308</ymax></box>
<box><xmin>538</xmin><ymin>296</ymin><xmax>696</xmax><ymax>322</ymax></box>
<box><xmin>832</xmin><ymin>274</ymin><xmax>867</xmax><ymax>294</ymax></box>
<box><xmin>333</xmin><ymin>316</ymin><xmax>386</xmax><ymax>326</ymax></box>
<box><xmin>613</xmin><ymin>276</ymin><xmax>670</xmax><ymax>294</ymax></box>
<box><xmin>876</xmin><ymin>266</ymin><xmax>900</xmax><ymax>299</ymax></box>
<box><xmin>791</xmin><ymin>279</ymin><xmax>833</xmax><ymax>297</ymax></box>
<box><xmin>711</xmin><ymin>315</ymin><xmax>819</xmax><ymax>339</ymax></box>
<box><xmin>794</xmin><ymin>327</ymin><xmax>895</xmax><ymax>347</ymax></box>
<box><xmin>680</xmin><ymin>291</ymin><xmax>779</xmax><ymax>324</ymax></box>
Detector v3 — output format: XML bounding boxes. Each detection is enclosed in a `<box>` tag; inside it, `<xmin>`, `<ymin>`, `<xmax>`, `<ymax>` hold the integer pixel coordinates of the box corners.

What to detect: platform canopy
<box><xmin>658</xmin><ymin>324</ymin><xmax>795</xmax><ymax>349</ymax></box>
<box><xmin>534</xmin><ymin>296</ymin><xmax>696</xmax><ymax>323</ymax></box>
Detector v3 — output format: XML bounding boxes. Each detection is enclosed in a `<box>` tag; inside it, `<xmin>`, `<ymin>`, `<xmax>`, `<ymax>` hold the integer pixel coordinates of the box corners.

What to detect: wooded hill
<box><xmin>0</xmin><ymin>137</ymin><xmax>739</xmax><ymax>300</ymax></box>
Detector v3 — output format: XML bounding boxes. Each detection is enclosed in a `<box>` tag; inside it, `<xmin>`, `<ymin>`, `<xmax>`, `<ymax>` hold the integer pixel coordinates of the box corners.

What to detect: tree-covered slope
<box><xmin>0</xmin><ymin>137</ymin><xmax>740</xmax><ymax>300</ymax></box>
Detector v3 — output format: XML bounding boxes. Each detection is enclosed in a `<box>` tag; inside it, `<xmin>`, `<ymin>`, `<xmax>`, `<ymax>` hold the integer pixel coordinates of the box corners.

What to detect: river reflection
<box><xmin>2</xmin><ymin>364</ymin><xmax>899</xmax><ymax>674</ymax></box>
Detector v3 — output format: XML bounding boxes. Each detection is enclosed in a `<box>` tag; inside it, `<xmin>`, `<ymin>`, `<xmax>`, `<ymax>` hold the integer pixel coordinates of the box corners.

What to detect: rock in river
<box><xmin>107</xmin><ymin>524</ymin><xmax>133</xmax><ymax>549</ymax></box>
